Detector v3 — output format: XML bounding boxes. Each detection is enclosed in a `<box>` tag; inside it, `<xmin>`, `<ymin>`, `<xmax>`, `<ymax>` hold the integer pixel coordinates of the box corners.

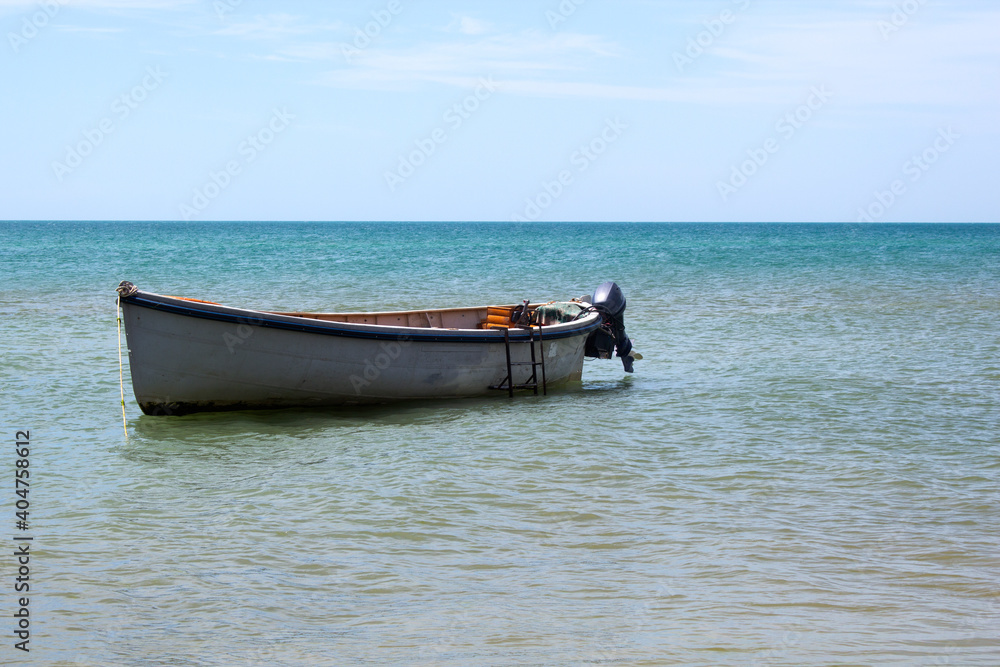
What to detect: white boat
<box><xmin>115</xmin><ymin>281</ymin><xmax>639</xmax><ymax>415</ymax></box>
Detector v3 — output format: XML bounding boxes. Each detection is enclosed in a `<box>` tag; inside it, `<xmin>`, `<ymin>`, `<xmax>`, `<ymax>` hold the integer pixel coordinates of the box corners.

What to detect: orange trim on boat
<box><xmin>164</xmin><ymin>296</ymin><xmax>221</xmax><ymax>305</ymax></box>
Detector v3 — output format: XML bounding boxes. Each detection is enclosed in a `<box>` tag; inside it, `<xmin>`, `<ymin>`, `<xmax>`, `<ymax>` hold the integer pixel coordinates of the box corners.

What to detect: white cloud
<box><xmin>0</xmin><ymin>0</ymin><xmax>194</xmax><ymax>8</ymax></box>
<box><xmin>213</xmin><ymin>14</ymin><xmax>343</xmax><ymax>40</ymax></box>
<box><xmin>314</xmin><ymin>30</ymin><xmax>623</xmax><ymax>91</ymax></box>
<box><xmin>455</xmin><ymin>16</ymin><xmax>490</xmax><ymax>36</ymax></box>
<box><xmin>12</xmin><ymin>0</ymin><xmax>990</xmax><ymax>117</ymax></box>
<box><xmin>309</xmin><ymin>5</ymin><xmax>1000</xmax><ymax>112</ymax></box>
<box><xmin>703</xmin><ymin>10</ymin><xmax>1000</xmax><ymax>110</ymax></box>
<box><xmin>52</xmin><ymin>24</ymin><xmax>126</xmax><ymax>33</ymax></box>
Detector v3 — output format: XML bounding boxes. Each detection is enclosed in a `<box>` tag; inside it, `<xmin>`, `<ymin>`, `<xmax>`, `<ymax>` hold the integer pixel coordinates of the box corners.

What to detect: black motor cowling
<box><xmin>584</xmin><ymin>281</ymin><xmax>638</xmax><ymax>373</ymax></box>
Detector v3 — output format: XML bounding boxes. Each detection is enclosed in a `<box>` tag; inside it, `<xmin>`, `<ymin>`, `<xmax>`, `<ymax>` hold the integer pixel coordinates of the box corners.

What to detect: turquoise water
<box><xmin>1</xmin><ymin>222</ymin><xmax>998</xmax><ymax>665</ymax></box>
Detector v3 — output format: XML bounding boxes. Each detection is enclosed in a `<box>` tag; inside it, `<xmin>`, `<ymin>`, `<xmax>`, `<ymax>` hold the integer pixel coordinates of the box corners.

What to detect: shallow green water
<box><xmin>1</xmin><ymin>222</ymin><xmax>998</xmax><ymax>665</ymax></box>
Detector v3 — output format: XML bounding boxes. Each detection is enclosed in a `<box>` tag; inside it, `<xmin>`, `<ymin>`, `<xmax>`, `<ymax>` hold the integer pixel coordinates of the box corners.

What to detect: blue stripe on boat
<box><xmin>123</xmin><ymin>295</ymin><xmax>601</xmax><ymax>344</ymax></box>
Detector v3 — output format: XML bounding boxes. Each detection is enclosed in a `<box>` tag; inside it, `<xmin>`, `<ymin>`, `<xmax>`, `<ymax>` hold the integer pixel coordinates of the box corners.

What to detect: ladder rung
<box><xmin>491</xmin><ymin>321</ymin><xmax>547</xmax><ymax>398</ymax></box>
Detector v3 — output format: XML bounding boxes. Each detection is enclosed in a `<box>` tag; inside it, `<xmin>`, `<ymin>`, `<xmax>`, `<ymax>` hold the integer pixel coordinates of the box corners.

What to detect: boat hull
<box><xmin>120</xmin><ymin>291</ymin><xmax>600</xmax><ymax>414</ymax></box>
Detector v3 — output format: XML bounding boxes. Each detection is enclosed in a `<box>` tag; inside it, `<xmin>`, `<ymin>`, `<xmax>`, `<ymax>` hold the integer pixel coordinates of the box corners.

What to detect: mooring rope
<box><xmin>116</xmin><ymin>295</ymin><xmax>128</xmax><ymax>438</ymax></box>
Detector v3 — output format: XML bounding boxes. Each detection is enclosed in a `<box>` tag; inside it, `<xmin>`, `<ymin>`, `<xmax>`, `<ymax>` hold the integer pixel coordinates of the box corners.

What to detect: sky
<box><xmin>1</xmin><ymin>0</ymin><xmax>997</xmax><ymax>222</ymax></box>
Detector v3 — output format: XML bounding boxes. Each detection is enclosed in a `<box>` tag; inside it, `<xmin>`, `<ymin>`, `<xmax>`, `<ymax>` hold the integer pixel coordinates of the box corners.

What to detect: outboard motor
<box><xmin>584</xmin><ymin>281</ymin><xmax>640</xmax><ymax>373</ymax></box>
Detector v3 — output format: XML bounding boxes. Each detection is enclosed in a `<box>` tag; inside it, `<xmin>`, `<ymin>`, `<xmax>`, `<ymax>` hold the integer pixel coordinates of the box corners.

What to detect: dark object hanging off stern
<box><xmin>583</xmin><ymin>281</ymin><xmax>641</xmax><ymax>373</ymax></box>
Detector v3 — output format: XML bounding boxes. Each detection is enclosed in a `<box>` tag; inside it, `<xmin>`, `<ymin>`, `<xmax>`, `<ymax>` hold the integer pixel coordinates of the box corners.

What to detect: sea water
<box><xmin>1</xmin><ymin>222</ymin><xmax>998</xmax><ymax>665</ymax></box>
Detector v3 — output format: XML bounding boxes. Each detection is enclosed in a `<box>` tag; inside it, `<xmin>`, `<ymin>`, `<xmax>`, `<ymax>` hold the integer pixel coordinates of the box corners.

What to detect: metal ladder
<box><xmin>491</xmin><ymin>324</ymin><xmax>547</xmax><ymax>397</ymax></box>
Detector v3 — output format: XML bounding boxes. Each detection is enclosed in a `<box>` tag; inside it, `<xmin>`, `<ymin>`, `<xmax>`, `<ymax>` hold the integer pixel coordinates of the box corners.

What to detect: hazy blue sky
<box><xmin>2</xmin><ymin>0</ymin><xmax>997</xmax><ymax>222</ymax></box>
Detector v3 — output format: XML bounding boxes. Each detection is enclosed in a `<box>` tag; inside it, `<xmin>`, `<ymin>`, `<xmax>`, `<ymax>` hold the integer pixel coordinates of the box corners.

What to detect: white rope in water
<box><xmin>116</xmin><ymin>295</ymin><xmax>128</xmax><ymax>438</ymax></box>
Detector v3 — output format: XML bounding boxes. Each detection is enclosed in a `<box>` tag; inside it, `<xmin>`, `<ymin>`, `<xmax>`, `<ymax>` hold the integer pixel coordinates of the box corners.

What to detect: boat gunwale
<box><xmin>276</xmin><ymin>304</ymin><xmax>536</xmax><ymax>319</ymax></box>
<box><xmin>121</xmin><ymin>290</ymin><xmax>603</xmax><ymax>344</ymax></box>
